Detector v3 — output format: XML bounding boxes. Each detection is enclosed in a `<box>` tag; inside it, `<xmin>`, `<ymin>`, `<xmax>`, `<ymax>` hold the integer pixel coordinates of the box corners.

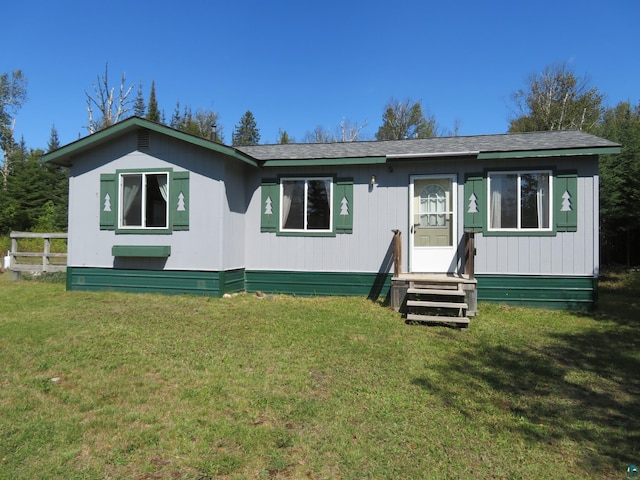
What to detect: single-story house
<box><xmin>44</xmin><ymin>117</ymin><xmax>620</xmax><ymax>322</ymax></box>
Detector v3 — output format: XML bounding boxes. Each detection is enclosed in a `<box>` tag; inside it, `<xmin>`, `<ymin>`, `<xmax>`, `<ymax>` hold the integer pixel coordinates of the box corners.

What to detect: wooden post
<box><xmin>392</xmin><ymin>229</ymin><xmax>402</xmax><ymax>277</ymax></box>
<box><xmin>43</xmin><ymin>237</ymin><xmax>51</xmax><ymax>272</ymax></box>
<box><xmin>464</xmin><ymin>232</ymin><xmax>475</xmax><ymax>280</ymax></box>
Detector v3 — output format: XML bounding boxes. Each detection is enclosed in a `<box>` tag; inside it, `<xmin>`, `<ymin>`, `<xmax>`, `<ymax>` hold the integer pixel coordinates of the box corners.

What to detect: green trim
<box><xmin>476</xmin><ymin>274</ymin><xmax>596</xmax><ymax>309</ymax></box>
<box><xmin>262</xmin><ymin>156</ymin><xmax>386</xmax><ymax>167</ymax></box>
<box><xmin>44</xmin><ymin>117</ymin><xmax>258</xmax><ymax>167</ymax></box>
<box><xmin>245</xmin><ymin>270</ymin><xmax>391</xmax><ymax>300</ymax></box>
<box><xmin>478</xmin><ymin>146</ymin><xmax>620</xmax><ymax>160</ymax></box>
<box><xmin>66</xmin><ymin>267</ymin><xmax>245</xmax><ymax>297</ymax></box>
<box><xmin>112</xmin><ymin>245</ymin><xmax>171</xmax><ymax>257</ymax></box>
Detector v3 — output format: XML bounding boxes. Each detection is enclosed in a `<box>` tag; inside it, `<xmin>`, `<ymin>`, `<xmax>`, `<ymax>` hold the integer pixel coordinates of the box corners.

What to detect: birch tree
<box><xmin>508</xmin><ymin>63</ymin><xmax>604</xmax><ymax>133</ymax></box>
<box><xmin>85</xmin><ymin>63</ymin><xmax>135</xmax><ymax>134</ymax></box>
<box><xmin>0</xmin><ymin>70</ymin><xmax>28</xmax><ymax>185</ymax></box>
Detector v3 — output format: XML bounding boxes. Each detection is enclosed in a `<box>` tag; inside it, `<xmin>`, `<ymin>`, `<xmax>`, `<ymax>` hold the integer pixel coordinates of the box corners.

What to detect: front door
<box><xmin>409</xmin><ymin>175</ymin><xmax>457</xmax><ymax>272</ymax></box>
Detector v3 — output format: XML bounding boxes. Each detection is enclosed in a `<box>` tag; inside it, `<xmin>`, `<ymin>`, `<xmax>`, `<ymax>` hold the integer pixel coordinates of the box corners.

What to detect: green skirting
<box><xmin>66</xmin><ymin>267</ymin><xmax>245</xmax><ymax>297</ymax></box>
<box><xmin>245</xmin><ymin>270</ymin><xmax>391</xmax><ymax>300</ymax></box>
<box><xmin>65</xmin><ymin>267</ymin><xmax>391</xmax><ymax>300</ymax></box>
<box><xmin>476</xmin><ymin>274</ymin><xmax>597</xmax><ymax>310</ymax></box>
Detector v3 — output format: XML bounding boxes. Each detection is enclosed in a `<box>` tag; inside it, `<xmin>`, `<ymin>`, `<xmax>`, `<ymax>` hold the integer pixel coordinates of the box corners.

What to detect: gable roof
<box><xmin>44</xmin><ymin>116</ymin><xmax>258</xmax><ymax>167</ymax></box>
<box><xmin>44</xmin><ymin>116</ymin><xmax>620</xmax><ymax>168</ymax></box>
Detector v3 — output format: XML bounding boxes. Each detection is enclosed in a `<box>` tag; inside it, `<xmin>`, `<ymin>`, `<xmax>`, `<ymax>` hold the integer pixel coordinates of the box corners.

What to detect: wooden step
<box><xmin>410</xmin><ymin>283</ymin><xmax>460</xmax><ymax>290</ymax></box>
<box><xmin>407</xmin><ymin>300</ymin><xmax>468</xmax><ymax>310</ymax></box>
<box><xmin>407</xmin><ymin>314</ymin><xmax>470</xmax><ymax>325</ymax></box>
<box><xmin>407</xmin><ymin>288</ymin><xmax>465</xmax><ymax>297</ymax></box>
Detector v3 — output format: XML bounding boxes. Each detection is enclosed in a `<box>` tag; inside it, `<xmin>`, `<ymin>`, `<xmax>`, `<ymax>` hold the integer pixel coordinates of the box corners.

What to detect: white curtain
<box><xmin>281</xmin><ymin>181</ymin><xmax>294</xmax><ymax>227</ymax></box>
<box><xmin>490</xmin><ymin>176</ymin><xmax>502</xmax><ymax>229</ymax></box>
<box><xmin>157</xmin><ymin>174</ymin><xmax>168</xmax><ymax>203</ymax></box>
<box><xmin>536</xmin><ymin>174</ymin><xmax>550</xmax><ymax>228</ymax></box>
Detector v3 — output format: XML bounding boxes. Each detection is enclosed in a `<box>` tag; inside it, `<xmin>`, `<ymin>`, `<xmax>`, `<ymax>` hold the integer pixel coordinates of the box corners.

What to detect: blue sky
<box><xmin>3</xmin><ymin>0</ymin><xmax>639</xmax><ymax>150</ymax></box>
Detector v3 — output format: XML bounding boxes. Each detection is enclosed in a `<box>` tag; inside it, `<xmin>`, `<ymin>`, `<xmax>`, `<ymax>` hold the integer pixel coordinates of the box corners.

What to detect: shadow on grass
<box><xmin>412</xmin><ymin>284</ymin><xmax>640</xmax><ymax>475</ymax></box>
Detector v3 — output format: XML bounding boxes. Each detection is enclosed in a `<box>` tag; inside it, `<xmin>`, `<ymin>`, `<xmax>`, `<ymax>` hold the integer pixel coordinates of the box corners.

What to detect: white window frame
<box><xmin>279</xmin><ymin>177</ymin><xmax>334</xmax><ymax>233</ymax></box>
<box><xmin>118</xmin><ymin>171</ymin><xmax>170</xmax><ymax>230</ymax></box>
<box><xmin>487</xmin><ymin>170</ymin><xmax>553</xmax><ymax>232</ymax></box>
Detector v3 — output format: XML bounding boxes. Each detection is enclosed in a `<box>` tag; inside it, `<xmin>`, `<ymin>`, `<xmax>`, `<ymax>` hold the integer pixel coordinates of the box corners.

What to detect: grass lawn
<box><xmin>0</xmin><ymin>271</ymin><xmax>639</xmax><ymax>479</ymax></box>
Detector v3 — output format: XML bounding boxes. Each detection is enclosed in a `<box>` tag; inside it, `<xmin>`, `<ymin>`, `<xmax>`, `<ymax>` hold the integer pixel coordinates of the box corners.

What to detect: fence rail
<box><xmin>8</xmin><ymin>232</ymin><xmax>68</xmax><ymax>273</ymax></box>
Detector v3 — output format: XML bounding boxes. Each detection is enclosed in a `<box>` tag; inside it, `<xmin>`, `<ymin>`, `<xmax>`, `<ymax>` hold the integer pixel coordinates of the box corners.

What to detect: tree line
<box><xmin>1</xmin><ymin>63</ymin><xmax>639</xmax><ymax>265</ymax></box>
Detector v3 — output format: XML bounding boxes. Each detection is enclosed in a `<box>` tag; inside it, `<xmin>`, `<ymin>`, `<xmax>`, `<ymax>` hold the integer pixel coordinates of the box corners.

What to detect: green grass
<box><xmin>0</xmin><ymin>271</ymin><xmax>638</xmax><ymax>479</ymax></box>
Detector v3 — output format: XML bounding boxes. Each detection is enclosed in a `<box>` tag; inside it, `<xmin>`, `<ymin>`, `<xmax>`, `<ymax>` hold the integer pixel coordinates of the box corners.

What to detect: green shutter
<box><xmin>555</xmin><ymin>171</ymin><xmax>578</xmax><ymax>232</ymax></box>
<box><xmin>171</xmin><ymin>171</ymin><xmax>190</xmax><ymax>231</ymax></box>
<box><xmin>99</xmin><ymin>173</ymin><xmax>116</xmax><ymax>230</ymax></box>
<box><xmin>334</xmin><ymin>178</ymin><xmax>354</xmax><ymax>234</ymax></box>
<box><xmin>464</xmin><ymin>173</ymin><xmax>485</xmax><ymax>232</ymax></box>
<box><xmin>261</xmin><ymin>179</ymin><xmax>279</xmax><ymax>232</ymax></box>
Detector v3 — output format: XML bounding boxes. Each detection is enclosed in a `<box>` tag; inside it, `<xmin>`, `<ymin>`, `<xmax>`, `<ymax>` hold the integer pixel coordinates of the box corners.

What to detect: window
<box><xmin>419</xmin><ymin>184</ymin><xmax>447</xmax><ymax>227</ymax></box>
<box><xmin>100</xmin><ymin>170</ymin><xmax>190</xmax><ymax>233</ymax></box>
<box><xmin>120</xmin><ymin>172</ymin><xmax>169</xmax><ymax>229</ymax></box>
<box><xmin>488</xmin><ymin>171</ymin><xmax>551</xmax><ymax>231</ymax></box>
<box><xmin>281</xmin><ymin>178</ymin><xmax>332</xmax><ymax>232</ymax></box>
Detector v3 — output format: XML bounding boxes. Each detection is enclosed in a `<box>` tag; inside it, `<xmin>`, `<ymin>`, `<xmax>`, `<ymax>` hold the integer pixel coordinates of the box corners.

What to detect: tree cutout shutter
<box><xmin>464</xmin><ymin>173</ymin><xmax>485</xmax><ymax>232</ymax></box>
<box><xmin>554</xmin><ymin>171</ymin><xmax>578</xmax><ymax>232</ymax></box>
<box><xmin>334</xmin><ymin>178</ymin><xmax>353</xmax><ymax>234</ymax></box>
<box><xmin>260</xmin><ymin>179</ymin><xmax>279</xmax><ymax>232</ymax></box>
<box><xmin>171</xmin><ymin>171</ymin><xmax>190</xmax><ymax>231</ymax></box>
<box><xmin>99</xmin><ymin>173</ymin><xmax>116</xmax><ymax>230</ymax></box>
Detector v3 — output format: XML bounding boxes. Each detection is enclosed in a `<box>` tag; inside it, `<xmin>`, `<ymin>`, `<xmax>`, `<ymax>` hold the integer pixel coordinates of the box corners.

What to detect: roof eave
<box><xmin>477</xmin><ymin>146</ymin><xmax>621</xmax><ymax>160</ymax></box>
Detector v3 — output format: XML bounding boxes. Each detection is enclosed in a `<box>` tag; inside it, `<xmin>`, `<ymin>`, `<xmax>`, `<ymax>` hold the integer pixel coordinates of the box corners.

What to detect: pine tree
<box><xmin>232</xmin><ymin>110</ymin><xmax>260</xmax><ymax>146</ymax></box>
<box><xmin>133</xmin><ymin>84</ymin><xmax>146</xmax><ymax>117</ymax></box>
<box><xmin>598</xmin><ymin>101</ymin><xmax>640</xmax><ymax>264</ymax></box>
<box><xmin>47</xmin><ymin>124</ymin><xmax>60</xmax><ymax>153</ymax></box>
<box><xmin>277</xmin><ymin>129</ymin><xmax>291</xmax><ymax>144</ymax></box>
<box><xmin>146</xmin><ymin>81</ymin><xmax>159</xmax><ymax>122</ymax></box>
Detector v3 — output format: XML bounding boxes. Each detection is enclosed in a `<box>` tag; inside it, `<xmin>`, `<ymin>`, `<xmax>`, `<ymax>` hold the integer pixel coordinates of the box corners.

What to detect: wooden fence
<box><xmin>7</xmin><ymin>232</ymin><xmax>68</xmax><ymax>273</ymax></box>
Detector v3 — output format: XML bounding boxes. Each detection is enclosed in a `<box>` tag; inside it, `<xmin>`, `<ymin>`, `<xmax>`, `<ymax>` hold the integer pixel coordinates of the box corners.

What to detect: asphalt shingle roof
<box><xmin>237</xmin><ymin>130</ymin><xmax>619</xmax><ymax>161</ymax></box>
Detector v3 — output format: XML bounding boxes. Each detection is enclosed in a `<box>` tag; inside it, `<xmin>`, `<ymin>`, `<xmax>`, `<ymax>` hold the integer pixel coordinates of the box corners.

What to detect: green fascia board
<box><xmin>261</xmin><ymin>156</ymin><xmax>387</xmax><ymax>167</ymax></box>
<box><xmin>44</xmin><ymin>117</ymin><xmax>258</xmax><ymax>168</ymax></box>
<box><xmin>112</xmin><ymin>245</ymin><xmax>171</xmax><ymax>257</ymax></box>
<box><xmin>477</xmin><ymin>146</ymin><xmax>620</xmax><ymax>160</ymax></box>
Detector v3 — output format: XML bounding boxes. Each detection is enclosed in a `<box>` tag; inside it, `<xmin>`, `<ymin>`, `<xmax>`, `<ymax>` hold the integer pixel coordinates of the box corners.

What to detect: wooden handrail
<box><xmin>392</xmin><ymin>229</ymin><xmax>402</xmax><ymax>277</ymax></box>
<box><xmin>464</xmin><ymin>232</ymin><xmax>475</xmax><ymax>280</ymax></box>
